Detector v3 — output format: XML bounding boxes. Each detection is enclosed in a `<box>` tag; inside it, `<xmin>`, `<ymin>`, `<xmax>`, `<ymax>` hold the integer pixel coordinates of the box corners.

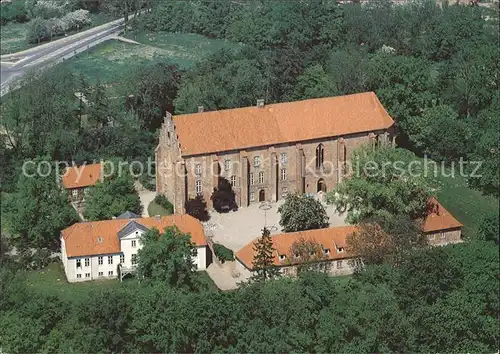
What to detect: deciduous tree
<box><xmin>4</xmin><ymin>159</ymin><xmax>79</xmax><ymax>248</ymax></box>
<box><xmin>327</xmin><ymin>145</ymin><xmax>433</xmax><ymax>223</ymax></box>
<box><xmin>346</xmin><ymin>214</ymin><xmax>427</xmax><ymax>266</ymax></box>
<box><xmin>137</xmin><ymin>226</ymin><xmax>196</xmax><ymax>289</ymax></box>
<box><xmin>278</xmin><ymin>194</ymin><xmax>329</xmax><ymax>232</ymax></box>
<box><xmin>84</xmin><ymin>161</ymin><xmax>142</xmax><ymax>221</ymax></box>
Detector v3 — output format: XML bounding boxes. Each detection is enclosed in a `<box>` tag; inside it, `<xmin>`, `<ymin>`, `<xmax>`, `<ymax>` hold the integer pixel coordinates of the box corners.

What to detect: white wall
<box><xmin>67</xmin><ymin>254</ymin><xmax>121</xmax><ymax>282</ymax></box>
<box><xmin>62</xmin><ymin>225</ymin><xmax>208</xmax><ymax>282</ymax></box>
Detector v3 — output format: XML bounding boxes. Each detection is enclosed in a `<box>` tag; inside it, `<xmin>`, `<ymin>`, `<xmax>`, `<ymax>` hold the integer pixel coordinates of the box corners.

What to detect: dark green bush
<box><xmin>0</xmin><ymin>1</ymin><xmax>29</xmax><ymax>26</ymax></box>
<box><xmin>153</xmin><ymin>194</ymin><xmax>173</xmax><ymax>214</ymax></box>
<box><xmin>213</xmin><ymin>243</ymin><xmax>234</xmax><ymax>263</ymax></box>
<box><xmin>139</xmin><ymin>174</ymin><xmax>155</xmax><ymax>191</ymax></box>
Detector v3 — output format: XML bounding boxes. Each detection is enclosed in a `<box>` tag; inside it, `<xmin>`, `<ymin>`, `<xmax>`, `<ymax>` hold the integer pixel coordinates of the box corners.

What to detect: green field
<box><xmin>0</xmin><ymin>21</ymin><xmax>33</xmax><ymax>55</ymax></box>
<box><xmin>432</xmin><ymin>169</ymin><xmax>498</xmax><ymax>238</ymax></box>
<box><xmin>24</xmin><ymin>261</ymin><xmax>218</xmax><ymax>300</ymax></box>
<box><xmin>147</xmin><ymin>199</ymin><xmax>172</xmax><ymax>217</ymax></box>
<box><xmin>63</xmin><ymin>31</ymin><xmax>240</xmax><ymax>91</ymax></box>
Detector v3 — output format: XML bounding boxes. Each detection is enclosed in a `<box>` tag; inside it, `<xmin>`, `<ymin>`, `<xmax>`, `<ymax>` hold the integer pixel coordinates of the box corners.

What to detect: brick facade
<box><xmin>156</xmin><ymin>112</ymin><xmax>392</xmax><ymax>213</ymax></box>
<box><xmin>156</xmin><ymin>94</ymin><xmax>395</xmax><ymax>213</ymax></box>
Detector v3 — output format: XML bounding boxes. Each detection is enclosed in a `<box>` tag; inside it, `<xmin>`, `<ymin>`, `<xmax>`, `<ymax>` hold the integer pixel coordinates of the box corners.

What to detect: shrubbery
<box><xmin>138</xmin><ymin>174</ymin><xmax>155</xmax><ymax>191</ymax></box>
<box><xmin>153</xmin><ymin>195</ymin><xmax>174</xmax><ymax>215</ymax></box>
<box><xmin>31</xmin><ymin>0</ymin><xmax>67</xmax><ymax>19</ymax></box>
<box><xmin>213</xmin><ymin>243</ymin><xmax>234</xmax><ymax>263</ymax></box>
<box><xmin>0</xmin><ymin>1</ymin><xmax>29</xmax><ymax>25</ymax></box>
<box><xmin>26</xmin><ymin>9</ymin><xmax>90</xmax><ymax>44</ymax></box>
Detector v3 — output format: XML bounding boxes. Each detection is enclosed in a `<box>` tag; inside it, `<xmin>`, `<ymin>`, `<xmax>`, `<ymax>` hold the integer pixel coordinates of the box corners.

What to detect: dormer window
<box><xmin>294</xmin><ymin>253</ymin><xmax>300</xmax><ymax>259</ymax></box>
<box><xmin>337</xmin><ymin>247</ymin><xmax>344</xmax><ymax>253</ymax></box>
<box><xmin>97</xmin><ymin>236</ymin><xmax>103</xmax><ymax>244</ymax></box>
<box><xmin>324</xmin><ymin>248</ymin><xmax>330</xmax><ymax>255</ymax></box>
<box><xmin>279</xmin><ymin>254</ymin><xmax>286</xmax><ymax>261</ymax></box>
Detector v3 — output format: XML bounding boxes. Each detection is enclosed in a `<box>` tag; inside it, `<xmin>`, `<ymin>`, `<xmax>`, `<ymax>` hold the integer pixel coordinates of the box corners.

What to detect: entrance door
<box><xmin>317</xmin><ymin>179</ymin><xmax>327</xmax><ymax>193</ymax></box>
<box><xmin>259</xmin><ymin>189</ymin><xmax>265</xmax><ymax>202</ymax></box>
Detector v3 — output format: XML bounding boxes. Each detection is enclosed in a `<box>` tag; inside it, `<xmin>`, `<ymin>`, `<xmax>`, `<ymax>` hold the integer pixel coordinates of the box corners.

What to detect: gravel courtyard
<box><xmin>205</xmin><ymin>194</ymin><xmax>347</xmax><ymax>253</ymax></box>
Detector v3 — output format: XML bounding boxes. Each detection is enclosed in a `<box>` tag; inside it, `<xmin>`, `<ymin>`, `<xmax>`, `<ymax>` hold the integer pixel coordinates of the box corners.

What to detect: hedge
<box><xmin>213</xmin><ymin>243</ymin><xmax>234</xmax><ymax>263</ymax></box>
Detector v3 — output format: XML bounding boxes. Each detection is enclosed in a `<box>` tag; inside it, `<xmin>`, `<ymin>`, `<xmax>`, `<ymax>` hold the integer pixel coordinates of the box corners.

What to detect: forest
<box><xmin>0</xmin><ymin>0</ymin><xmax>498</xmax><ymax>352</ymax></box>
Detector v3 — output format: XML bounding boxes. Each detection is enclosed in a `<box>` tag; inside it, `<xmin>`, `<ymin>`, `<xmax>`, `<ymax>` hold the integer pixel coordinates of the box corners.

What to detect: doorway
<box><xmin>317</xmin><ymin>179</ymin><xmax>327</xmax><ymax>193</ymax></box>
<box><xmin>259</xmin><ymin>189</ymin><xmax>266</xmax><ymax>202</ymax></box>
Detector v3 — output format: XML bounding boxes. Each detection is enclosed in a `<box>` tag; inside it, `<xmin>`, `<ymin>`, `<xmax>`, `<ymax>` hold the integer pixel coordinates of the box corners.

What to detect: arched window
<box><xmin>316</xmin><ymin>144</ymin><xmax>324</xmax><ymax>169</ymax></box>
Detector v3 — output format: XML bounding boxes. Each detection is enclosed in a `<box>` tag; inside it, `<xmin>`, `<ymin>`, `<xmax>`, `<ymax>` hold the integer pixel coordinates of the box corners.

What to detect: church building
<box><xmin>156</xmin><ymin>92</ymin><xmax>395</xmax><ymax>213</ymax></box>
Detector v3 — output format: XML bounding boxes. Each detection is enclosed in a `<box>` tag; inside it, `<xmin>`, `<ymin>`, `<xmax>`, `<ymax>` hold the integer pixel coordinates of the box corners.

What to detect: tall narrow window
<box><xmin>281</xmin><ymin>168</ymin><xmax>286</xmax><ymax>181</ymax></box>
<box><xmin>224</xmin><ymin>159</ymin><xmax>231</xmax><ymax>171</ymax></box>
<box><xmin>230</xmin><ymin>175</ymin><xmax>236</xmax><ymax>187</ymax></box>
<box><xmin>108</xmin><ymin>256</ymin><xmax>113</xmax><ymax>265</ymax></box>
<box><xmin>195</xmin><ymin>164</ymin><xmax>202</xmax><ymax>175</ymax></box>
<box><xmin>120</xmin><ymin>254</ymin><xmax>125</xmax><ymax>264</ymax></box>
<box><xmin>250</xmin><ymin>192</ymin><xmax>255</xmax><ymax>201</ymax></box>
<box><xmin>281</xmin><ymin>152</ymin><xmax>287</xmax><ymax>165</ymax></box>
<box><xmin>258</xmin><ymin>171</ymin><xmax>264</xmax><ymax>184</ymax></box>
<box><xmin>195</xmin><ymin>180</ymin><xmax>202</xmax><ymax>194</ymax></box>
<box><xmin>249</xmin><ymin>172</ymin><xmax>254</xmax><ymax>185</ymax></box>
<box><xmin>76</xmin><ymin>259</ymin><xmax>82</xmax><ymax>268</ymax></box>
<box><xmin>254</xmin><ymin>156</ymin><xmax>261</xmax><ymax>167</ymax></box>
<box><xmin>316</xmin><ymin>144</ymin><xmax>324</xmax><ymax>169</ymax></box>
<box><xmin>84</xmin><ymin>258</ymin><xmax>90</xmax><ymax>267</ymax></box>
<box><xmin>131</xmin><ymin>254</ymin><xmax>137</xmax><ymax>265</ymax></box>
<box><xmin>131</xmin><ymin>240</ymin><xmax>137</xmax><ymax>248</ymax></box>
<box><xmin>98</xmin><ymin>256</ymin><xmax>103</xmax><ymax>265</ymax></box>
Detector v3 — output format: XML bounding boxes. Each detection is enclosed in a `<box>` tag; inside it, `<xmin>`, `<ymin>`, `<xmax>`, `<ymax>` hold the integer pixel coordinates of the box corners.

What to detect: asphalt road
<box><xmin>0</xmin><ymin>19</ymin><xmax>125</xmax><ymax>96</ymax></box>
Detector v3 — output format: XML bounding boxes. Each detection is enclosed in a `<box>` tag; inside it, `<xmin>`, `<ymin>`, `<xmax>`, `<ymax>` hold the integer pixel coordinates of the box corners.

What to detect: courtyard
<box><xmin>204</xmin><ymin>193</ymin><xmax>347</xmax><ymax>253</ymax></box>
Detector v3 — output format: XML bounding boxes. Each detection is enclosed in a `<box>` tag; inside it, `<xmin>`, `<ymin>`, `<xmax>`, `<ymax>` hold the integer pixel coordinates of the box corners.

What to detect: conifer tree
<box><xmin>251</xmin><ymin>227</ymin><xmax>280</xmax><ymax>282</ymax></box>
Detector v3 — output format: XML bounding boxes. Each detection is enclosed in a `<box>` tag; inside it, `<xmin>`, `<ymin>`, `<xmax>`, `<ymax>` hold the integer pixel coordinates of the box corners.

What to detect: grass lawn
<box><xmin>431</xmin><ymin>169</ymin><xmax>498</xmax><ymax>238</ymax></box>
<box><xmin>24</xmin><ymin>261</ymin><xmax>134</xmax><ymax>301</ymax></box>
<box><xmin>147</xmin><ymin>199</ymin><xmax>173</xmax><ymax>217</ymax></box>
<box><xmin>63</xmin><ymin>31</ymin><xmax>240</xmax><ymax>96</ymax></box>
<box><xmin>24</xmin><ymin>261</ymin><xmax>218</xmax><ymax>300</ymax></box>
<box><xmin>124</xmin><ymin>31</ymin><xmax>240</xmax><ymax>68</ymax></box>
<box><xmin>0</xmin><ymin>22</ymin><xmax>34</xmax><ymax>55</ymax></box>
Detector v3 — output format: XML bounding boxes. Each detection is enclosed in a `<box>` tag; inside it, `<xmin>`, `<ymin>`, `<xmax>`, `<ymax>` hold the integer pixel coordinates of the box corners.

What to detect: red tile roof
<box><xmin>61</xmin><ymin>214</ymin><xmax>207</xmax><ymax>258</ymax></box>
<box><xmin>422</xmin><ymin>197</ymin><xmax>463</xmax><ymax>233</ymax></box>
<box><xmin>235</xmin><ymin>225</ymin><xmax>358</xmax><ymax>270</ymax></box>
<box><xmin>173</xmin><ymin>92</ymin><xmax>394</xmax><ymax>156</ymax></box>
<box><xmin>61</xmin><ymin>163</ymin><xmax>102</xmax><ymax>189</ymax></box>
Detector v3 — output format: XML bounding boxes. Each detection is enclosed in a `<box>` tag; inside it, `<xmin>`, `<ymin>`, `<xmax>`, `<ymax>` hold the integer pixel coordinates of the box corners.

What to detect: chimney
<box><xmin>197</xmin><ymin>105</ymin><xmax>204</xmax><ymax>113</ymax></box>
<box><xmin>256</xmin><ymin>99</ymin><xmax>265</xmax><ymax>108</ymax></box>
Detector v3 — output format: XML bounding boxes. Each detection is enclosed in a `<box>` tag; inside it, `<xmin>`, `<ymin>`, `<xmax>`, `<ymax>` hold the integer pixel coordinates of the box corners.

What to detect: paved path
<box><xmin>135</xmin><ymin>181</ymin><xmax>156</xmax><ymax>217</ymax></box>
<box><xmin>207</xmin><ymin>195</ymin><xmax>347</xmax><ymax>253</ymax></box>
<box><xmin>206</xmin><ymin>263</ymin><xmax>239</xmax><ymax>291</ymax></box>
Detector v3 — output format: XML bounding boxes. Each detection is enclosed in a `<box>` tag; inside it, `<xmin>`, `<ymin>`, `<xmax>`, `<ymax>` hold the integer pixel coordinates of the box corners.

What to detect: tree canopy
<box><xmin>278</xmin><ymin>193</ymin><xmax>329</xmax><ymax>233</ymax></box>
<box><xmin>84</xmin><ymin>162</ymin><xmax>142</xmax><ymax>221</ymax></box>
<box><xmin>3</xmin><ymin>159</ymin><xmax>79</xmax><ymax>249</ymax></box>
<box><xmin>327</xmin><ymin>145</ymin><xmax>434</xmax><ymax>223</ymax></box>
<box><xmin>137</xmin><ymin>226</ymin><xmax>197</xmax><ymax>289</ymax></box>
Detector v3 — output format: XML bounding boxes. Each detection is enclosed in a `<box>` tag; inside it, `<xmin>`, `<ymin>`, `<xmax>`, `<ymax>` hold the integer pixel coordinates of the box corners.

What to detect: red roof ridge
<box><xmin>422</xmin><ymin>198</ymin><xmax>463</xmax><ymax>232</ymax></box>
<box><xmin>61</xmin><ymin>214</ymin><xmax>206</xmax><ymax>258</ymax></box>
<box><xmin>61</xmin><ymin>163</ymin><xmax>103</xmax><ymax>189</ymax></box>
<box><xmin>235</xmin><ymin>225</ymin><xmax>358</xmax><ymax>270</ymax></box>
<box><xmin>171</xmin><ymin>92</ymin><xmax>394</xmax><ymax>156</ymax></box>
